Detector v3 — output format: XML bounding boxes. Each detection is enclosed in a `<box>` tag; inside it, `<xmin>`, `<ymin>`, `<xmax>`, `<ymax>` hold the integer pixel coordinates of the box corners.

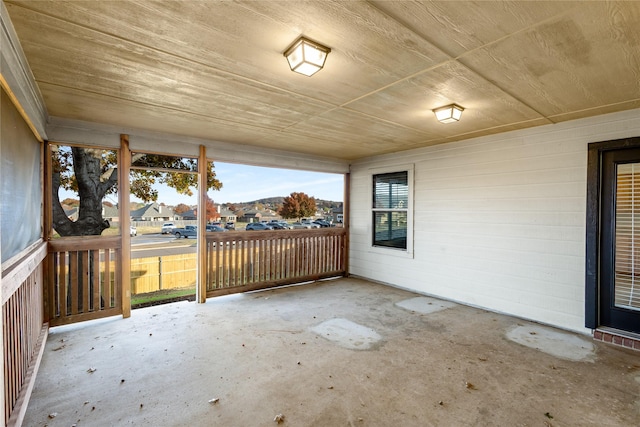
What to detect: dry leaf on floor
<box><xmin>465</xmin><ymin>381</ymin><xmax>477</xmax><ymax>390</ymax></box>
<box><xmin>274</xmin><ymin>413</ymin><xmax>285</xmax><ymax>423</ymax></box>
<box><xmin>87</xmin><ymin>367</ymin><xmax>96</xmax><ymax>373</ymax></box>
<box><xmin>208</xmin><ymin>398</ymin><xmax>219</xmax><ymax>404</ymax></box>
<box><xmin>48</xmin><ymin>413</ymin><xmax>57</xmax><ymax>419</ymax></box>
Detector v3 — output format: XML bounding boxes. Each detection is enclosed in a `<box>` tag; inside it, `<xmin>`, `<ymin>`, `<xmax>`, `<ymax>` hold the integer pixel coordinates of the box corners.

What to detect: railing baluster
<box><xmin>103</xmin><ymin>248</ymin><xmax>111</xmax><ymax>309</ymax></box>
<box><xmin>81</xmin><ymin>250</ymin><xmax>89</xmax><ymax>313</ymax></box>
<box><xmin>91</xmin><ymin>250</ymin><xmax>100</xmax><ymax>311</ymax></box>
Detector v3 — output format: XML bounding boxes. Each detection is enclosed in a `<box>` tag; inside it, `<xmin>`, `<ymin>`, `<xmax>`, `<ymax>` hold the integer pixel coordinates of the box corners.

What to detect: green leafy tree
<box><xmin>52</xmin><ymin>146</ymin><xmax>222</xmax><ymax>236</ymax></box>
<box><xmin>278</xmin><ymin>192</ymin><xmax>316</xmax><ymax>221</ymax></box>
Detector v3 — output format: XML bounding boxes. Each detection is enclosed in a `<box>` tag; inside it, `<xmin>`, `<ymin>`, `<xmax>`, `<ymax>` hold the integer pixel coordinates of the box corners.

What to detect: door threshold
<box><xmin>594</xmin><ymin>327</ymin><xmax>640</xmax><ymax>351</ymax></box>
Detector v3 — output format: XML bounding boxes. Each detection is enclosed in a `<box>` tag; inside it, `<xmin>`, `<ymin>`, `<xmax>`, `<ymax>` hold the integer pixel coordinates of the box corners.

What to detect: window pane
<box><xmin>615</xmin><ymin>162</ymin><xmax>640</xmax><ymax>310</ymax></box>
<box><xmin>373</xmin><ymin>211</ymin><xmax>407</xmax><ymax>249</ymax></box>
<box><xmin>373</xmin><ymin>172</ymin><xmax>408</xmax><ymax>209</ymax></box>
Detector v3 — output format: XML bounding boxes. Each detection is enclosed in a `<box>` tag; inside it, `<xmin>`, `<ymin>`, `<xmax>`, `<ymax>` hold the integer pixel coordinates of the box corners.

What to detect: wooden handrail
<box><xmin>204</xmin><ymin>227</ymin><xmax>346</xmax><ymax>243</ymax></box>
<box><xmin>48</xmin><ymin>236</ymin><xmax>121</xmax><ymax>252</ymax></box>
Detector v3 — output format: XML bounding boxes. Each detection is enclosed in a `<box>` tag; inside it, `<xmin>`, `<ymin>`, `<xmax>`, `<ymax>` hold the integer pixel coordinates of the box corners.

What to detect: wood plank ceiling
<box><xmin>5</xmin><ymin>1</ymin><xmax>640</xmax><ymax>161</ymax></box>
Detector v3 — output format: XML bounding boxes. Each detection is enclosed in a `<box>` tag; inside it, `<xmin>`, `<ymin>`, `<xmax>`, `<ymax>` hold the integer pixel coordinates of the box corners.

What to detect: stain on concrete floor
<box><xmin>310</xmin><ymin>318</ymin><xmax>382</xmax><ymax>350</ymax></box>
<box><xmin>506</xmin><ymin>324</ymin><xmax>596</xmax><ymax>362</ymax></box>
<box><xmin>395</xmin><ymin>296</ymin><xmax>457</xmax><ymax>314</ymax></box>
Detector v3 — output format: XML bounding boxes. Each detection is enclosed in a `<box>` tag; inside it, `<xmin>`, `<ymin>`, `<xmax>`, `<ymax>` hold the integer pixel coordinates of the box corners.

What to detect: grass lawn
<box><xmin>132</xmin><ymin>287</ymin><xmax>196</xmax><ymax>308</ymax></box>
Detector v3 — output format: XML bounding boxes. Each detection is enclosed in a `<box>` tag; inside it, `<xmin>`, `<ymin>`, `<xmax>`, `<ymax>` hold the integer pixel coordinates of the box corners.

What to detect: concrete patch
<box><xmin>310</xmin><ymin>318</ymin><xmax>382</xmax><ymax>350</ymax></box>
<box><xmin>395</xmin><ymin>296</ymin><xmax>457</xmax><ymax>314</ymax></box>
<box><xmin>506</xmin><ymin>324</ymin><xmax>596</xmax><ymax>362</ymax></box>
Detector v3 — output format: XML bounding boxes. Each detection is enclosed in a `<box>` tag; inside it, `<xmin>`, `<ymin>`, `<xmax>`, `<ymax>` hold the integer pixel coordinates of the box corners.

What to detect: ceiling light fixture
<box><xmin>284</xmin><ymin>36</ymin><xmax>331</xmax><ymax>77</ymax></box>
<box><xmin>433</xmin><ymin>104</ymin><xmax>464</xmax><ymax>123</ymax></box>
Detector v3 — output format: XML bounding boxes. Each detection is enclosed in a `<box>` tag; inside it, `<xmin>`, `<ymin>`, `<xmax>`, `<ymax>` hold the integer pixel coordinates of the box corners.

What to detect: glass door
<box><xmin>600</xmin><ymin>150</ymin><xmax>640</xmax><ymax>333</ymax></box>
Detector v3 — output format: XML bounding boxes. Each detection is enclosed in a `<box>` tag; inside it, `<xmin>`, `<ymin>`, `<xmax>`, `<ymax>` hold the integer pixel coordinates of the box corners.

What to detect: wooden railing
<box><xmin>205</xmin><ymin>228</ymin><xmax>347</xmax><ymax>297</ymax></box>
<box><xmin>2</xmin><ymin>241</ymin><xmax>47</xmax><ymax>427</ymax></box>
<box><xmin>47</xmin><ymin>236</ymin><xmax>123</xmax><ymax>327</ymax></box>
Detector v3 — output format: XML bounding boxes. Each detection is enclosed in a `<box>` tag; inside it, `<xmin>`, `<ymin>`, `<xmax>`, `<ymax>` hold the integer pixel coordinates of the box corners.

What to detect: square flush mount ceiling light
<box><xmin>433</xmin><ymin>104</ymin><xmax>464</xmax><ymax>123</ymax></box>
<box><xmin>284</xmin><ymin>36</ymin><xmax>331</xmax><ymax>77</ymax></box>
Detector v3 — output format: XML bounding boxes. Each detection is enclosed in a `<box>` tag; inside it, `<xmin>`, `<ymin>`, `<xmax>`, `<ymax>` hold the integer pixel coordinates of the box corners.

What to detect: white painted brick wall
<box><xmin>349</xmin><ymin>109</ymin><xmax>640</xmax><ymax>333</ymax></box>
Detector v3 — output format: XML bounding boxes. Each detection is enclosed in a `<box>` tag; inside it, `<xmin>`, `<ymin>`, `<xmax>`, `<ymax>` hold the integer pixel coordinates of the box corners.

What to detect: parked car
<box><xmin>172</xmin><ymin>225</ymin><xmax>197</xmax><ymax>238</ymax></box>
<box><xmin>206</xmin><ymin>224</ymin><xmax>227</xmax><ymax>232</ymax></box>
<box><xmin>301</xmin><ymin>219</ymin><xmax>321</xmax><ymax>229</ymax></box>
<box><xmin>291</xmin><ymin>222</ymin><xmax>312</xmax><ymax>229</ymax></box>
<box><xmin>129</xmin><ymin>225</ymin><xmax>137</xmax><ymax>236</ymax></box>
<box><xmin>246</xmin><ymin>223</ymin><xmax>273</xmax><ymax>231</ymax></box>
<box><xmin>161</xmin><ymin>222</ymin><xmax>176</xmax><ymax>234</ymax></box>
<box><xmin>313</xmin><ymin>219</ymin><xmax>332</xmax><ymax>228</ymax></box>
<box><xmin>269</xmin><ymin>222</ymin><xmax>291</xmax><ymax>230</ymax></box>
<box><xmin>224</xmin><ymin>222</ymin><xmax>235</xmax><ymax>230</ymax></box>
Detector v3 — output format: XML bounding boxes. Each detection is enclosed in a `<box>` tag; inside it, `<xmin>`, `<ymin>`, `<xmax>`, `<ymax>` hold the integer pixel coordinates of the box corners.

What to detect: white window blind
<box><xmin>372</xmin><ymin>171</ymin><xmax>408</xmax><ymax>249</ymax></box>
<box><xmin>614</xmin><ymin>163</ymin><xmax>640</xmax><ymax>310</ymax></box>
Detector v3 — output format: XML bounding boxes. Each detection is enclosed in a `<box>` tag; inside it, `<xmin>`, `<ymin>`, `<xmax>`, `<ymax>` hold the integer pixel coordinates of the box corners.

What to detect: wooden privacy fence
<box><xmin>131</xmin><ymin>254</ymin><xmax>196</xmax><ymax>294</ymax></box>
<box><xmin>205</xmin><ymin>228</ymin><xmax>347</xmax><ymax>297</ymax></box>
<box><xmin>47</xmin><ymin>236</ymin><xmax>122</xmax><ymax>327</ymax></box>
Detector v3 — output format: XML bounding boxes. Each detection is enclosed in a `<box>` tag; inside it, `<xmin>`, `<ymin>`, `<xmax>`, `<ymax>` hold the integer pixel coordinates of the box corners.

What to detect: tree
<box><xmin>278</xmin><ymin>192</ymin><xmax>316</xmax><ymax>221</ymax></box>
<box><xmin>174</xmin><ymin>203</ymin><xmax>191</xmax><ymax>215</ymax></box>
<box><xmin>52</xmin><ymin>146</ymin><xmax>222</xmax><ymax>236</ymax></box>
<box><xmin>205</xmin><ymin>195</ymin><xmax>220</xmax><ymax>222</ymax></box>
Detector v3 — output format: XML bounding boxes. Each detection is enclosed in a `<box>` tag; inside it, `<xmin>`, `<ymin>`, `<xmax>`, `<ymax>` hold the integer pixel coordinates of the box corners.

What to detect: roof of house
<box><xmin>130</xmin><ymin>203</ymin><xmax>174</xmax><ymax>218</ymax></box>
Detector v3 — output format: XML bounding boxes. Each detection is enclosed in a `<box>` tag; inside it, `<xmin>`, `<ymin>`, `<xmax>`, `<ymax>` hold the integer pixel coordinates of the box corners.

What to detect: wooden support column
<box><xmin>119</xmin><ymin>135</ymin><xmax>132</xmax><ymax>318</ymax></box>
<box><xmin>43</xmin><ymin>141</ymin><xmax>53</xmax><ymax>322</ymax></box>
<box><xmin>197</xmin><ymin>145</ymin><xmax>207</xmax><ymax>303</ymax></box>
<box><xmin>343</xmin><ymin>172</ymin><xmax>350</xmax><ymax>276</ymax></box>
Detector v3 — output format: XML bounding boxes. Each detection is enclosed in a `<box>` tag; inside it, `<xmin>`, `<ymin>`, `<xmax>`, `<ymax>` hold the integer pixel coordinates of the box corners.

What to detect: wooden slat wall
<box><xmin>205</xmin><ymin>228</ymin><xmax>347</xmax><ymax>297</ymax></box>
<box><xmin>47</xmin><ymin>236</ymin><xmax>122</xmax><ymax>326</ymax></box>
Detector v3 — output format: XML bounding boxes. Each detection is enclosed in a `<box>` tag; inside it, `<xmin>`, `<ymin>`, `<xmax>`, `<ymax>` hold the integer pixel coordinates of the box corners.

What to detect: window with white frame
<box><xmin>372</xmin><ymin>171</ymin><xmax>409</xmax><ymax>250</ymax></box>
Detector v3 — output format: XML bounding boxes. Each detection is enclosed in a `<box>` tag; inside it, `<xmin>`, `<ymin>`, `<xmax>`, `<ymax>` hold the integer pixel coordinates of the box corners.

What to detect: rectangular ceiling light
<box><xmin>433</xmin><ymin>104</ymin><xmax>464</xmax><ymax>123</ymax></box>
<box><xmin>284</xmin><ymin>36</ymin><xmax>331</xmax><ymax>77</ymax></box>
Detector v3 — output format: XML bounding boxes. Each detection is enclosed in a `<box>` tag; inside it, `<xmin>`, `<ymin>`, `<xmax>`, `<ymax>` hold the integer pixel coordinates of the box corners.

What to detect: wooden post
<box><xmin>343</xmin><ymin>172</ymin><xmax>350</xmax><ymax>276</ymax></box>
<box><xmin>197</xmin><ymin>145</ymin><xmax>207</xmax><ymax>303</ymax></box>
<box><xmin>43</xmin><ymin>141</ymin><xmax>53</xmax><ymax>322</ymax></box>
<box><xmin>119</xmin><ymin>135</ymin><xmax>132</xmax><ymax>318</ymax></box>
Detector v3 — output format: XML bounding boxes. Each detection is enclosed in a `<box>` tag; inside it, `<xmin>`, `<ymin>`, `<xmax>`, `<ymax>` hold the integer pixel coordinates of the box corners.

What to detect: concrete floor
<box><xmin>25</xmin><ymin>278</ymin><xmax>640</xmax><ymax>426</ymax></box>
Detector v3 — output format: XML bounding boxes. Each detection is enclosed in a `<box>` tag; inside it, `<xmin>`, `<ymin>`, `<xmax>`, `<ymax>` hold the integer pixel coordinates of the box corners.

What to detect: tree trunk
<box><xmin>52</xmin><ymin>147</ymin><xmax>117</xmax><ymax>236</ymax></box>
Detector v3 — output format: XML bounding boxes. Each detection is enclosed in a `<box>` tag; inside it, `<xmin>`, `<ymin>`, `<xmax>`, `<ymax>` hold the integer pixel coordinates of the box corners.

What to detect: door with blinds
<box><xmin>600</xmin><ymin>149</ymin><xmax>640</xmax><ymax>334</ymax></box>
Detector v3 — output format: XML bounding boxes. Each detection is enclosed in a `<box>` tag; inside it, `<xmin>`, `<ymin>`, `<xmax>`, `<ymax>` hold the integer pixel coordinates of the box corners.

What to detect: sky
<box><xmin>132</xmin><ymin>162</ymin><xmax>344</xmax><ymax>206</ymax></box>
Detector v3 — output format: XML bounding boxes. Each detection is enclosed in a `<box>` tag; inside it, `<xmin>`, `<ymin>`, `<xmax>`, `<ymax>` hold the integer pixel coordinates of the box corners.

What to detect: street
<box><xmin>131</xmin><ymin>233</ymin><xmax>196</xmax><ymax>258</ymax></box>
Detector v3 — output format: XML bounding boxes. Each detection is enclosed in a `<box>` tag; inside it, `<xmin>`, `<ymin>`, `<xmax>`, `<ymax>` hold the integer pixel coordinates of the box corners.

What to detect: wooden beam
<box><xmin>43</xmin><ymin>141</ymin><xmax>53</xmax><ymax>322</ymax></box>
<box><xmin>197</xmin><ymin>145</ymin><xmax>207</xmax><ymax>303</ymax></box>
<box><xmin>343</xmin><ymin>172</ymin><xmax>350</xmax><ymax>276</ymax></box>
<box><xmin>119</xmin><ymin>135</ymin><xmax>132</xmax><ymax>318</ymax></box>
